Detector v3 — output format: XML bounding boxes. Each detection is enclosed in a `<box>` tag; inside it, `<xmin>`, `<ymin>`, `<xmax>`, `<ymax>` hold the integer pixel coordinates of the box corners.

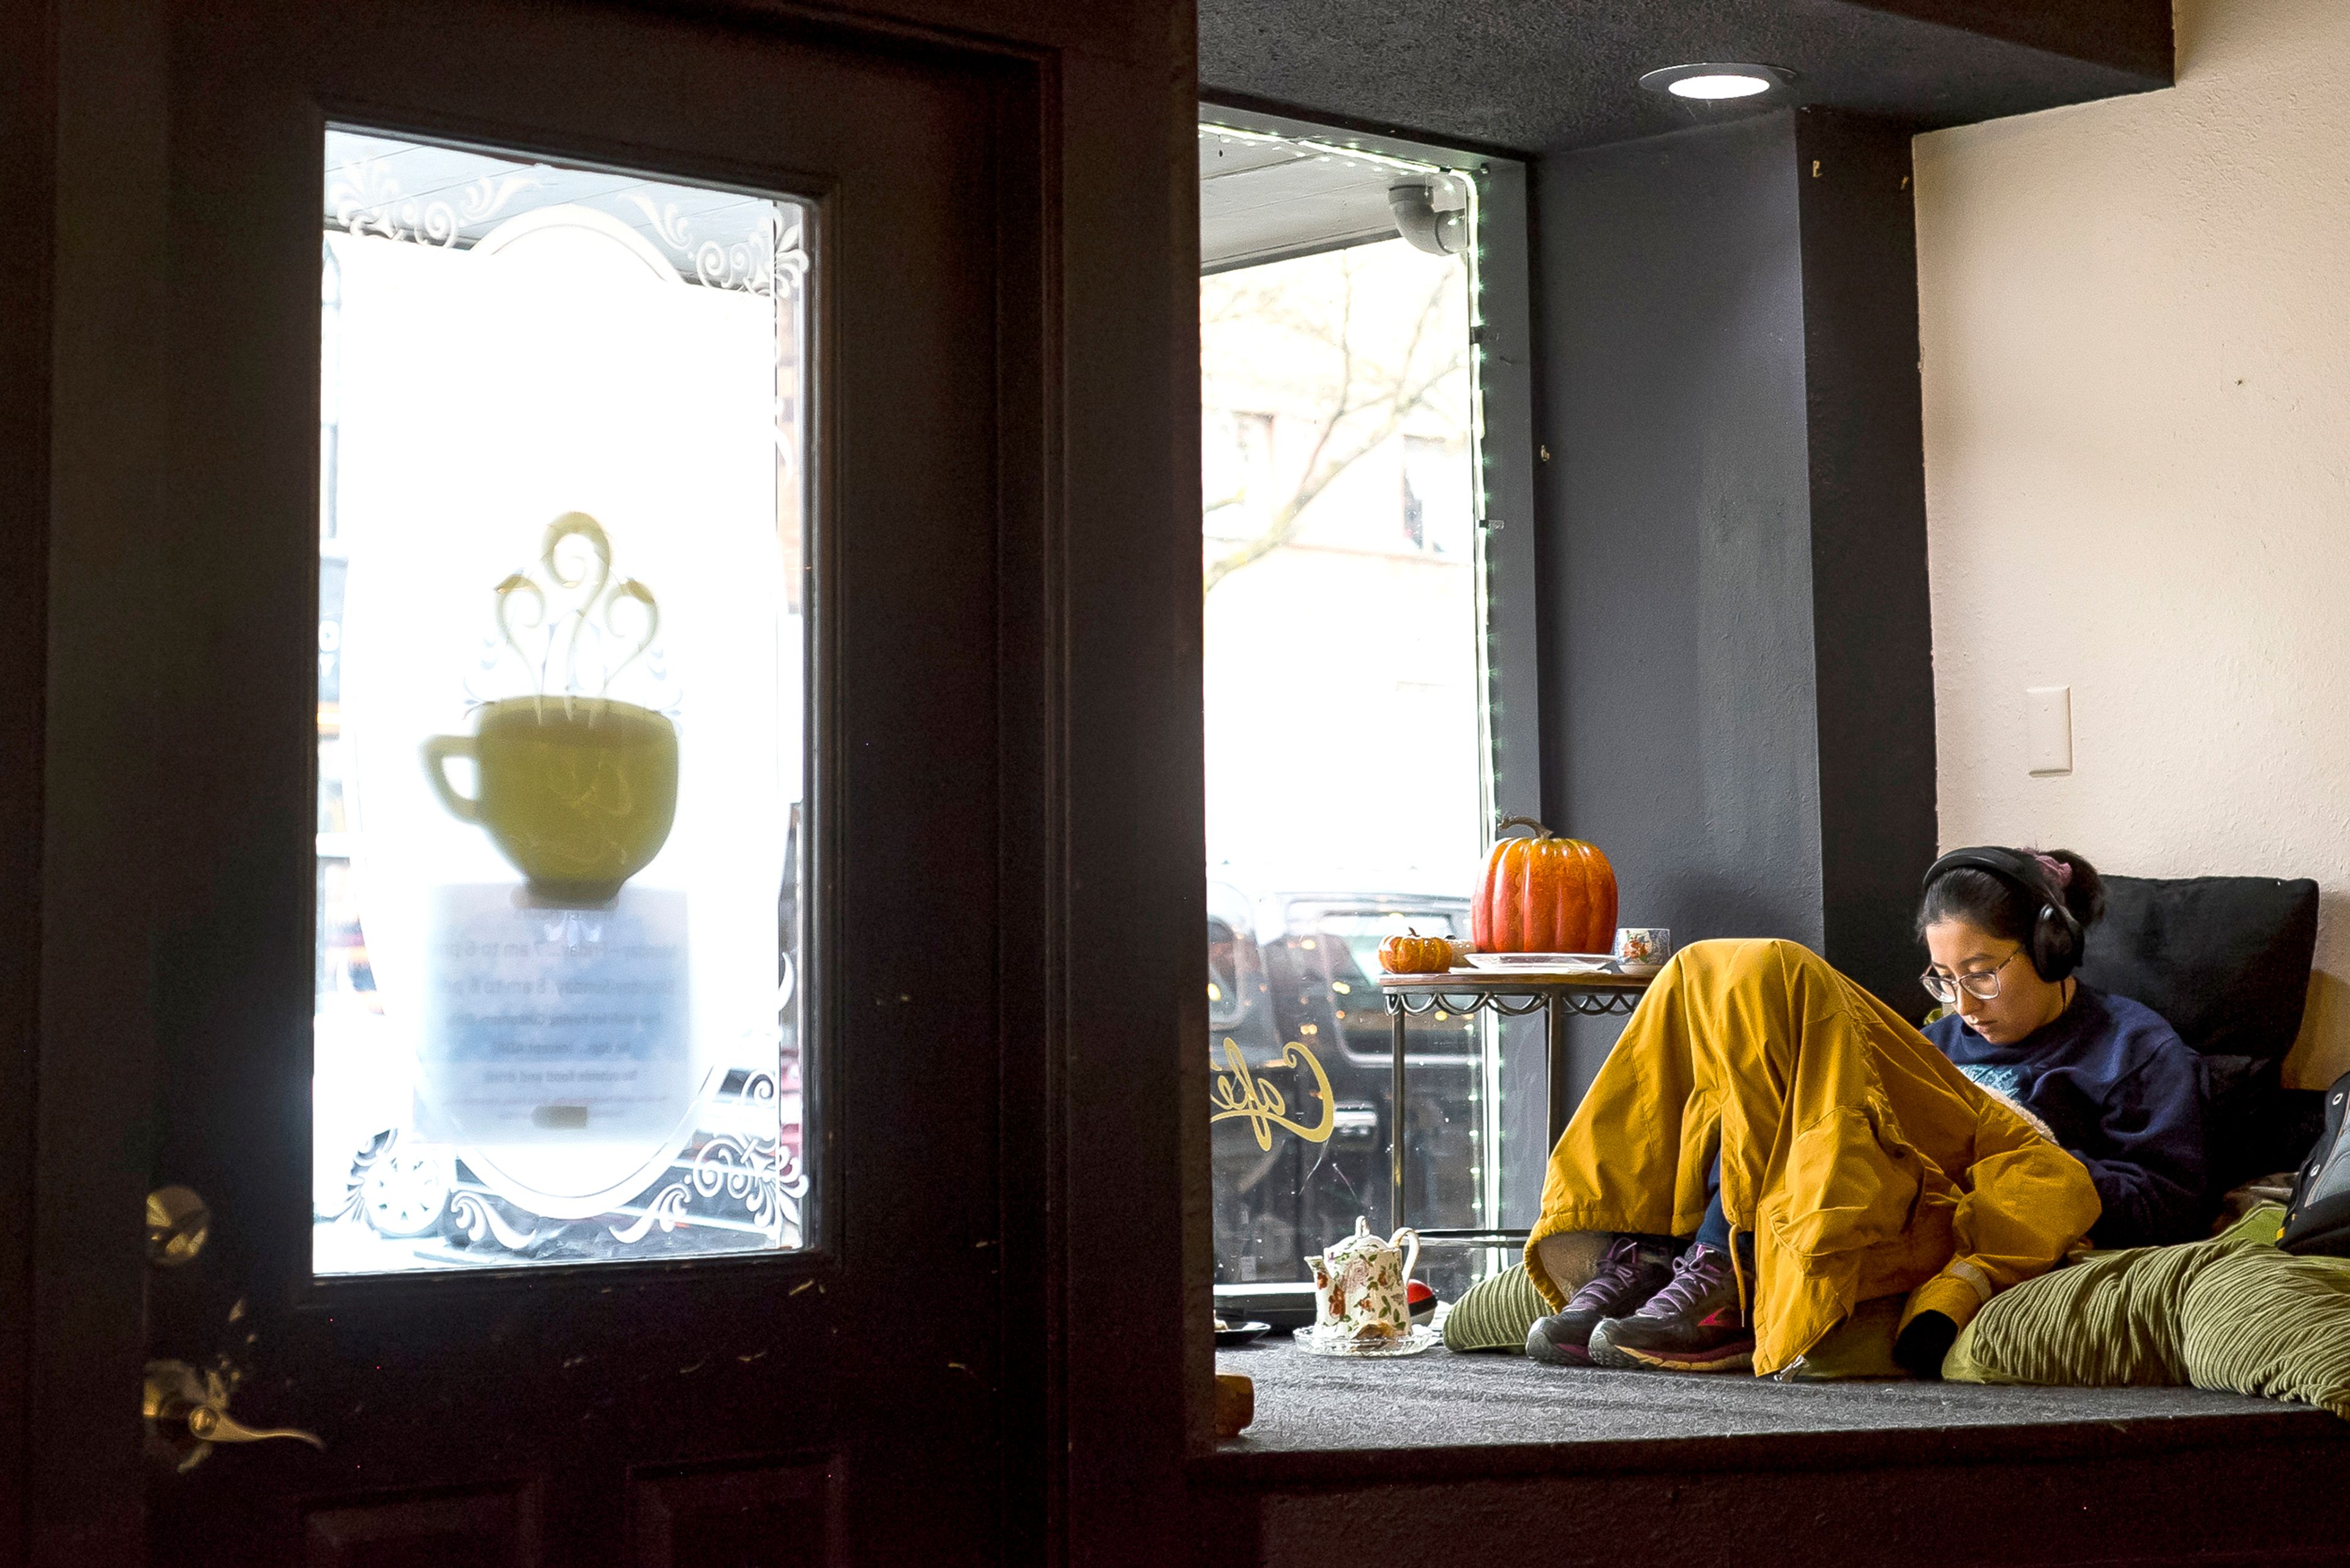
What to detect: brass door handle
<box><xmin>143</xmin><ymin>1359</ymin><xmax>323</xmax><ymax>1472</ymax></box>
<box><xmin>145</xmin><ymin>1185</ymin><xmax>211</xmax><ymax>1267</ymax></box>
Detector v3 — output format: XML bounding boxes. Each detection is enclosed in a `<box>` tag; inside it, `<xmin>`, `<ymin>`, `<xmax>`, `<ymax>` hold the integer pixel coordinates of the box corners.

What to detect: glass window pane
<box><xmin>1201</xmin><ymin>223</ymin><xmax>1490</xmax><ymax>1301</ymax></box>
<box><xmin>313</xmin><ymin>129</ymin><xmax>808</xmax><ymax>1274</ymax></box>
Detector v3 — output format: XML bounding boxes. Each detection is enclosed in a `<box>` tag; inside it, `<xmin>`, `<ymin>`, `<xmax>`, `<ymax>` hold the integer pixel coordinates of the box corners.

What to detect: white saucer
<box><xmin>1292</xmin><ymin>1324</ymin><xmax>1439</xmax><ymax>1358</ymax></box>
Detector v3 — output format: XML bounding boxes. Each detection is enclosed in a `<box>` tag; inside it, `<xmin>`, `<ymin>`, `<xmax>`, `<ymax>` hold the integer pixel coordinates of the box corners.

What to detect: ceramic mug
<box><xmin>1305</xmin><ymin>1216</ymin><xmax>1420</xmax><ymax>1341</ymax></box>
<box><xmin>1613</xmin><ymin>927</ymin><xmax>1671</xmax><ymax>968</ymax></box>
<box><xmin>423</xmin><ymin>696</ymin><xmax>679</xmax><ymax>906</ymax></box>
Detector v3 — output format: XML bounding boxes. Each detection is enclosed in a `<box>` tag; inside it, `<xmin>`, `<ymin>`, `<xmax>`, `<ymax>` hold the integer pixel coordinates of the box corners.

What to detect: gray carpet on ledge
<box><xmin>1218</xmin><ymin>1339</ymin><xmax>2328</xmax><ymax>1451</ymax></box>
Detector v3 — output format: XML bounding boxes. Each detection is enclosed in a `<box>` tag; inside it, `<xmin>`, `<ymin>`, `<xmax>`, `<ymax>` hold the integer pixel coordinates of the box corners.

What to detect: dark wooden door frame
<box><xmin>0</xmin><ymin>0</ymin><xmax>60</xmax><ymax>1557</ymax></box>
<box><xmin>6</xmin><ymin>0</ymin><xmax>1207</xmax><ymax>1562</ymax></box>
<box><xmin>13</xmin><ymin>0</ymin><xmax>176</xmax><ymax>1560</ymax></box>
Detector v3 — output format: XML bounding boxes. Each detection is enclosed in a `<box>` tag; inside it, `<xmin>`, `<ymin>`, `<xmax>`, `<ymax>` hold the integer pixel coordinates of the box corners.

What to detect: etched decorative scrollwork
<box><xmin>692</xmin><ymin>210</ymin><xmax>808</xmax><ymax>299</ymax></box>
<box><xmin>449</xmin><ymin>1190</ymin><xmax>545</xmax><ymax>1251</ymax></box>
<box><xmin>623</xmin><ymin>193</ymin><xmax>695</xmax><ymax>251</ymax></box>
<box><xmin>327</xmin><ymin>146</ymin><xmax>807</xmax><ymax>299</ymax></box>
<box><xmin>607</xmin><ymin>1183</ymin><xmax>694</xmax><ymax>1244</ymax></box>
<box><xmin>606</xmin><ymin>1116</ymin><xmax>808</xmax><ymax>1250</ymax></box>
<box><xmin>329</xmin><ymin>163</ymin><xmax>537</xmax><ymax>247</ymax></box>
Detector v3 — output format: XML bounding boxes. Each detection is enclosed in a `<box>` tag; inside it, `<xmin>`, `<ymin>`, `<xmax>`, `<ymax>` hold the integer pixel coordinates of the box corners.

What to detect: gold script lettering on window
<box><xmin>313</xmin><ymin>130</ymin><xmax>809</xmax><ymax>1274</ymax></box>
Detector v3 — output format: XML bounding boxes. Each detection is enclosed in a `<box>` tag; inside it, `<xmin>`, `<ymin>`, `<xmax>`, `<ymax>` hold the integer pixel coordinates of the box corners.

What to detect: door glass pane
<box><xmin>313</xmin><ymin>129</ymin><xmax>808</xmax><ymax>1274</ymax></box>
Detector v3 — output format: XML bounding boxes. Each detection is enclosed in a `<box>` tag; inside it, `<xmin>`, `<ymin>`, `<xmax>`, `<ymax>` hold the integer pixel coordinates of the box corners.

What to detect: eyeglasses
<box><xmin>1920</xmin><ymin>948</ymin><xmax>2023</xmax><ymax>1007</ymax></box>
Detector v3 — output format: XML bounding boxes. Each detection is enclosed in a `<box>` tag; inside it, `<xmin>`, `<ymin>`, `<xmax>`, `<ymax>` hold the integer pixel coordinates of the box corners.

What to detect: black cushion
<box><xmin>2075</xmin><ymin>875</ymin><xmax>2318</xmax><ymax>1061</ymax></box>
<box><xmin>2075</xmin><ymin>875</ymin><xmax>2321</xmax><ymax>1196</ymax></box>
<box><xmin>2196</xmin><ymin>1053</ymin><xmax>2327</xmax><ymax>1197</ymax></box>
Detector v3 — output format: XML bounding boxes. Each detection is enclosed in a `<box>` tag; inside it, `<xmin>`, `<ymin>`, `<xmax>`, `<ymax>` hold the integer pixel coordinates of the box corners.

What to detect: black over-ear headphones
<box><xmin>1920</xmin><ymin>846</ymin><xmax>2084</xmax><ymax>982</ymax></box>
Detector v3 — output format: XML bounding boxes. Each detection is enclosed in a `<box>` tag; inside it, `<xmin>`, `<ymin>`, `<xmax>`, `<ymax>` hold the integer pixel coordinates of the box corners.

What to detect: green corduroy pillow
<box><xmin>2179</xmin><ymin>1245</ymin><xmax>2350</xmax><ymax>1417</ymax></box>
<box><xmin>1441</xmin><ymin>1262</ymin><xmax>1549</xmax><ymax>1353</ymax></box>
<box><xmin>1945</xmin><ymin>1204</ymin><xmax>2350</xmax><ymax>1419</ymax></box>
<box><xmin>1943</xmin><ymin>1236</ymin><xmax>2235</xmax><ymax>1387</ymax></box>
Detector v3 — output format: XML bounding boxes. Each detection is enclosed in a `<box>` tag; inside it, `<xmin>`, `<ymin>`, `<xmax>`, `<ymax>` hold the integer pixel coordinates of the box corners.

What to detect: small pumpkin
<box><xmin>1472</xmin><ymin>816</ymin><xmax>1617</xmax><ymax>955</ymax></box>
<box><xmin>1379</xmin><ymin>928</ymin><xmax>1455</xmax><ymax>975</ymax></box>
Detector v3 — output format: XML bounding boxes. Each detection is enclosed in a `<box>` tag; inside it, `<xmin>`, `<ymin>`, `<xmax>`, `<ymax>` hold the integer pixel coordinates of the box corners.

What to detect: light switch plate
<box><xmin>2027</xmin><ymin>685</ymin><xmax>2072</xmax><ymax>776</ymax></box>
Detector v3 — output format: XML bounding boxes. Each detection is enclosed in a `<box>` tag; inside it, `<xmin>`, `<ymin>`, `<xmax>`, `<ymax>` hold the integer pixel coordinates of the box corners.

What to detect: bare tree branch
<box><xmin>1203</xmin><ymin>262</ymin><xmax>1464</xmax><ymax>597</ymax></box>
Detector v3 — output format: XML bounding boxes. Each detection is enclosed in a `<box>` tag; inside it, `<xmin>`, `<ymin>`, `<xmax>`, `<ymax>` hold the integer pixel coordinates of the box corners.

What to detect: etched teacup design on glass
<box><xmin>423</xmin><ymin>512</ymin><xmax>676</xmax><ymax>906</ymax></box>
<box><xmin>425</xmin><ymin>696</ymin><xmax>678</xmax><ymax>906</ymax></box>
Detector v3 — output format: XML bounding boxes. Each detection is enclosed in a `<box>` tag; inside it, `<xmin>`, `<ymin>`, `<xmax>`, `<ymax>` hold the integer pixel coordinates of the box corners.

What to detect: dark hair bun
<box><xmin>1915</xmin><ymin>845</ymin><xmax>2105</xmax><ymax>946</ymax></box>
<box><xmin>2040</xmin><ymin>849</ymin><xmax>2104</xmax><ymax>930</ymax></box>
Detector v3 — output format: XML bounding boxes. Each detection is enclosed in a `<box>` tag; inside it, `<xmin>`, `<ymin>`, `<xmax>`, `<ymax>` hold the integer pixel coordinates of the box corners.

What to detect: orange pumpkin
<box><xmin>1472</xmin><ymin>816</ymin><xmax>1617</xmax><ymax>955</ymax></box>
<box><xmin>1378</xmin><ymin>928</ymin><xmax>1455</xmax><ymax>975</ymax></box>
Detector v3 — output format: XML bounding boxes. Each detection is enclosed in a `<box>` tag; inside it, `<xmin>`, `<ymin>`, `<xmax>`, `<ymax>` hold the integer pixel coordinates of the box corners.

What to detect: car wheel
<box><xmin>349</xmin><ymin>1130</ymin><xmax>451</xmax><ymax>1238</ymax></box>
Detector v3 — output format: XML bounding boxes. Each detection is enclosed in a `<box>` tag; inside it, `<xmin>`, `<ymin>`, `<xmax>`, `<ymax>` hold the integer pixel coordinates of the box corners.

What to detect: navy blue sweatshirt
<box><xmin>1924</xmin><ymin>985</ymin><xmax>2207</xmax><ymax>1248</ymax></box>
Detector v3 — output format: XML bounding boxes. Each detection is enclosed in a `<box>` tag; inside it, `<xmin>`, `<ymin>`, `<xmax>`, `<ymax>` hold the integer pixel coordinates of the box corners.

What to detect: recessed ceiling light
<box><xmin>1638</xmin><ymin>62</ymin><xmax>1796</xmax><ymax>101</ymax></box>
<box><xmin>1669</xmin><ymin>73</ymin><xmax>1770</xmax><ymax>99</ymax></box>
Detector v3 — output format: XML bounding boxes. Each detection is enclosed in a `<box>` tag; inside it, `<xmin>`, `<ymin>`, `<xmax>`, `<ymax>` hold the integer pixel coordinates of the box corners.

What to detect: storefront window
<box><xmin>1201</xmin><ymin>166</ymin><xmax>1496</xmax><ymax>1302</ymax></box>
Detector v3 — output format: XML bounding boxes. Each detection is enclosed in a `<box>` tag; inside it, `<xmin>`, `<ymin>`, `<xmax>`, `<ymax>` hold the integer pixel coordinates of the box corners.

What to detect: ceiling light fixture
<box><xmin>1638</xmin><ymin>62</ymin><xmax>1795</xmax><ymax>101</ymax></box>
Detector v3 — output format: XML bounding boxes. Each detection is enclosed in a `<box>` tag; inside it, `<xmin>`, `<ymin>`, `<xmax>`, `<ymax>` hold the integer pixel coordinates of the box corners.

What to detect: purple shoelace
<box><xmin>1566</xmin><ymin>1236</ymin><xmax>1649</xmax><ymax>1312</ymax></box>
<box><xmin>1636</xmin><ymin>1244</ymin><xmax>1733</xmax><ymax>1321</ymax></box>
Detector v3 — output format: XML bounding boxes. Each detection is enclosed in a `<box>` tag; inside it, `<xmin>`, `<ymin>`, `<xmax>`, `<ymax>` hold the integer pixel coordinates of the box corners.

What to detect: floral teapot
<box><xmin>1306</xmin><ymin>1217</ymin><xmax>1420</xmax><ymax>1341</ymax></box>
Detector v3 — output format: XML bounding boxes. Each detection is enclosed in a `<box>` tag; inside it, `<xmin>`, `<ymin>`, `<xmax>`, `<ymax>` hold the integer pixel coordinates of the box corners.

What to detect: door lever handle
<box><xmin>145</xmin><ymin>1186</ymin><xmax>211</xmax><ymax>1267</ymax></box>
<box><xmin>144</xmin><ymin>1359</ymin><xmax>323</xmax><ymax>1472</ymax></box>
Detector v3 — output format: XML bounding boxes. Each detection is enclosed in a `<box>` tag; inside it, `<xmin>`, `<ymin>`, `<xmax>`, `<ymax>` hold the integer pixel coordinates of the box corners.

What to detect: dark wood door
<box><xmin>47</xmin><ymin>1</ymin><xmax>1032</xmax><ymax>1561</ymax></box>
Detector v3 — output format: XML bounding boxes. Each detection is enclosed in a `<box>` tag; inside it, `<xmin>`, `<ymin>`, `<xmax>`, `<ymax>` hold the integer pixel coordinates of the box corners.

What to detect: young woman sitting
<box><xmin>1521</xmin><ymin>846</ymin><xmax>2205</xmax><ymax>1379</ymax></box>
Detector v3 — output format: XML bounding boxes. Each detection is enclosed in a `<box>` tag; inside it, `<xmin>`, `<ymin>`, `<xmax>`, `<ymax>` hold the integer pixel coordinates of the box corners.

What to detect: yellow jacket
<box><xmin>1526</xmin><ymin>939</ymin><xmax>2101</xmax><ymax>1375</ymax></box>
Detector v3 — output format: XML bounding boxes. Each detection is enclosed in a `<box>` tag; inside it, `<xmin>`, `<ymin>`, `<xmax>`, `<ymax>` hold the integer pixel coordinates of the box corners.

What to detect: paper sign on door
<box><xmin>418</xmin><ymin>883</ymin><xmax>693</xmax><ymax>1152</ymax></box>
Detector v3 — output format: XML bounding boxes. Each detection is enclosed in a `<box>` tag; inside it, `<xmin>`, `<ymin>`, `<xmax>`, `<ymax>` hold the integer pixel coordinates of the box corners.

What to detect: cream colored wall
<box><xmin>1915</xmin><ymin>0</ymin><xmax>2350</xmax><ymax>1089</ymax></box>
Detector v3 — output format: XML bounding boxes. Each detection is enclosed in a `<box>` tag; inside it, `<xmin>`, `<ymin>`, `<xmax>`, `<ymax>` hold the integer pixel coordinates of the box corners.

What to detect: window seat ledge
<box><xmin>1202</xmin><ymin>1342</ymin><xmax>2344</xmax><ymax>1487</ymax></box>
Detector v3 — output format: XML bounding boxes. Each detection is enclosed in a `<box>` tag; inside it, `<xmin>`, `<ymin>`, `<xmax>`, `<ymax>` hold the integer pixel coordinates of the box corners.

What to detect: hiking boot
<box><xmin>1524</xmin><ymin>1236</ymin><xmax>1677</xmax><ymax>1367</ymax></box>
<box><xmin>1587</xmin><ymin>1242</ymin><xmax>1755</xmax><ymax>1373</ymax></box>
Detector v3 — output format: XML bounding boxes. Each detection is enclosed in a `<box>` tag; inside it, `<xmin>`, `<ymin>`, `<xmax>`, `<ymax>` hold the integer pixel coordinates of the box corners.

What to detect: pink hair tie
<box><xmin>2031</xmin><ymin>852</ymin><xmax>2073</xmax><ymax>889</ymax></box>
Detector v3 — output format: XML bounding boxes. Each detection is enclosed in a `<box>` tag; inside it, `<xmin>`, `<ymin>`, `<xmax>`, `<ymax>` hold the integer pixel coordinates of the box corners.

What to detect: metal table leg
<box><xmin>1390</xmin><ymin>996</ymin><xmax>1407</xmax><ymax>1232</ymax></box>
<box><xmin>1545</xmin><ymin>990</ymin><xmax>1570</xmax><ymax>1153</ymax></box>
<box><xmin>1371</xmin><ymin>979</ymin><xmax>1643</xmax><ymax>1238</ymax></box>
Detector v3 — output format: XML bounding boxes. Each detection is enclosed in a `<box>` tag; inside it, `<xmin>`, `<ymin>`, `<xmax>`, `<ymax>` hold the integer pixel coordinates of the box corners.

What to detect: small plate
<box><xmin>1616</xmin><ymin>961</ymin><xmax>1662</xmax><ymax>979</ymax></box>
<box><xmin>1291</xmin><ymin>1324</ymin><xmax>1439</xmax><ymax>1358</ymax></box>
<box><xmin>1214</xmin><ymin>1320</ymin><xmax>1274</xmax><ymax>1348</ymax></box>
<box><xmin>1464</xmin><ymin>952</ymin><xmax>1616</xmax><ymax>970</ymax></box>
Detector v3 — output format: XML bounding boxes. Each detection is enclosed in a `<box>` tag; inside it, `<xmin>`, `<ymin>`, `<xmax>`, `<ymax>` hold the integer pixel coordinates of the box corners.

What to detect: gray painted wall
<box><xmin>1506</xmin><ymin>113</ymin><xmax>1827</xmax><ymax>1208</ymax></box>
<box><xmin>1523</xmin><ymin>109</ymin><xmax>1938</xmax><ymax>1173</ymax></box>
<box><xmin>1541</xmin><ymin>113</ymin><xmax>1827</xmax><ymax>960</ymax></box>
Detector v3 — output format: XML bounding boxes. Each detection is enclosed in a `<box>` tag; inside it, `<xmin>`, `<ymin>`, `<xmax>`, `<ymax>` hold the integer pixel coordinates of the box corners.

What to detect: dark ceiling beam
<box><xmin>1837</xmin><ymin>0</ymin><xmax>2171</xmax><ymax>83</ymax></box>
<box><xmin>1199</xmin><ymin>0</ymin><xmax>2175</xmax><ymax>157</ymax></box>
